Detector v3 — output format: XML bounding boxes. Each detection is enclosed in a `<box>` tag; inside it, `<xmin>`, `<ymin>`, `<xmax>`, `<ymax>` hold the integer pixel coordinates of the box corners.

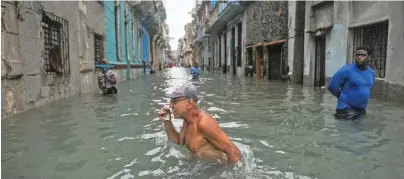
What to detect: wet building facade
<box><xmin>287</xmin><ymin>1</ymin><xmax>404</xmax><ymax>100</ymax></box>
<box><xmin>189</xmin><ymin>0</ymin><xmax>288</xmax><ymax>77</ymax></box>
<box><xmin>244</xmin><ymin>1</ymin><xmax>289</xmax><ymax>80</ymax></box>
<box><xmin>1</xmin><ymin>0</ymin><xmax>170</xmax><ymax>118</ymax></box>
<box><xmin>205</xmin><ymin>0</ymin><xmax>245</xmax><ymax>75</ymax></box>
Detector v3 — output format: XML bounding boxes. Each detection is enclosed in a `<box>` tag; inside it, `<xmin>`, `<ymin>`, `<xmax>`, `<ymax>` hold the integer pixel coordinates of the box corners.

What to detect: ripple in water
<box><xmin>207</xmin><ymin>107</ymin><xmax>228</xmax><ymax>113</ymax></box>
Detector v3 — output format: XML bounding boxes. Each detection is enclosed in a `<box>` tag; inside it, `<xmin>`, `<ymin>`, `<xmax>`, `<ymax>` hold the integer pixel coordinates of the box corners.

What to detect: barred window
<box><xmin>352</xmin><ymin>21</ymin><xmax>388</xmax><ymax>78</ymax></box>
<box><xmin>94</xmin><ymin>33</ymin><xmax>104</xmax><ymax>64</ymax></box>
<box><xmin>42</xmin><ymin>11</ymin><xmax>70</xmax><ymax>75</ymax></box>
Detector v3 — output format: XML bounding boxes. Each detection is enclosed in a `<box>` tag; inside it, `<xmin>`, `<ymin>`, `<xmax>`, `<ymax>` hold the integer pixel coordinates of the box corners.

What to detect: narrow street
<box><xmin>2</xmin><ymin>68</ymin><xmax>404</xmax><ymax>179</ymax></box>
<box><xmin>2</xmin><ymin>0</ymin><xmax>404</xmax><ymax>179</ymax></box>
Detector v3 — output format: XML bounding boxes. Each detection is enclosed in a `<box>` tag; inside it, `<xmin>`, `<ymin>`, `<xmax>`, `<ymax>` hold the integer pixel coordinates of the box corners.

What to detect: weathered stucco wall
<box><xmin>351</xmin><ymin>1</ymin><xmax>388</xmax><ymax>25</ymax></box>
<box><xmin>1</xmin><ymin>1</ymin><xmax>131</xmax><ymax>118</ymax></box>
<box><xmin>1</xmin><ymin>1</ymin><xmax>82</xmax><ymax>118</ymax></box>
<box><xmin>313</xmin><ymin>2</ymin><xmax>334</xmax><ymax>29</ymax></box>
<box><xmin>287</xmin><ymin>1</ymin><xmax>305</xmax><ymax>84</ymax></box>
<box><xmin>78</xmin><ymin>1</ymin><xmax>106</xmax><ymax>94</ymax></box>
<box><xmin>245</xmin><ymin>1</ymin><xmax>288</xmax><ymax>45</ymax></box>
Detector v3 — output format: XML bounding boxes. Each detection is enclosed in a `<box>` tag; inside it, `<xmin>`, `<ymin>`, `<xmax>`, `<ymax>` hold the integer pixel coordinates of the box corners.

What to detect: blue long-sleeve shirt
<box><xmin>191</xmin><ymin>67</ymin><xmax>201</xmax><ymax>78</ymax></box>
<box><xmin>328</xmin><ymin>64</ymin><xmax>375</xmax><ymax>110</ymax></box>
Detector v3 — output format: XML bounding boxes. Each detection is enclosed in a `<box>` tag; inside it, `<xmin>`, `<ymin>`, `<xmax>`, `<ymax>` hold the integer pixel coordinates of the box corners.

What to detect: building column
<box><xmin>303</xmin><ymin>2</ymin><xmax>315</xmax><ymax>85</ymax></box>
<box><xmin>287</xmin><ymin>1</ymin><xmax>305</xmax><ymax>84</ymax></box>
<box><xmin>220</xmin><ymin>34</ymin><xmax>225</xmax><ymax>69</ymax></box>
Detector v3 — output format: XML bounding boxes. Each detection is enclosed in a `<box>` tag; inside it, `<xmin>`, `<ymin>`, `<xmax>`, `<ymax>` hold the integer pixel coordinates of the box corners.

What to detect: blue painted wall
<box><xmin>119</xmin><ymin>1</ymin><xmax>127</xmax><ymax>64</ymax></box>
<box><xmin>141</xmin><ymin>23</ymin><xmax>150</xmax><ymax>64</ymax></box>
<box><xmin>104</xmin><ymin>0</ymin><xmax>150</xmax><ymax>65</ymax></box>
<box><xmin>104</xmin><ymin>0</ymin><xmax>118</xmax><ymax>63</ymax></box>
<box><xmin>128</xmin><ymin>8</ymin><xmax>134</xmax><ymax>64</ymax></box>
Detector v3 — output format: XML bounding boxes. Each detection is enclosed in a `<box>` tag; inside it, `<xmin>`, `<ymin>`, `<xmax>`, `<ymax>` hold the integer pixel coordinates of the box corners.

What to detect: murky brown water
<box><xmin>2</xmin><ymin>67</ymin><xmax>404</xmax><ymax>179</ymax></box>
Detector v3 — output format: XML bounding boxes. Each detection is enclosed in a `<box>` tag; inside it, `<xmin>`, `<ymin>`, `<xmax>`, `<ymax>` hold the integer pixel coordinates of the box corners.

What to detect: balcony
<box><xmin>194</xmin><ymin>27</ymin><xmax>204</xmax><ymax>44</ymax></box>
<box><xmin>206</xmin><ymin>1</ymin><xmax>243</xmax><ymax>34</ymax></box>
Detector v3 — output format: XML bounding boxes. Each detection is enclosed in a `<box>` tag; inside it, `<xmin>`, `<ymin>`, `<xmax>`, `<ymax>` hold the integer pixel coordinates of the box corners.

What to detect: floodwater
<box><xmin>2</xmin><ymin>67</ymin><xmax>404</xmax><ymax>179</ymax></box>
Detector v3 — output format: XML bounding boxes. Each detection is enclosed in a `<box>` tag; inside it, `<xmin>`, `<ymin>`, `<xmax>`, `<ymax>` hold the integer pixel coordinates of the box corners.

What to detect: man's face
<box><xmin>169</xmin><ymin>97</ymin><xmax>189</xmax><ymax>118</ymax></box>
<box><xmin>355</xmin><ymin>50</ymin><xmax>369</xmax><ymax>65</ymax></box>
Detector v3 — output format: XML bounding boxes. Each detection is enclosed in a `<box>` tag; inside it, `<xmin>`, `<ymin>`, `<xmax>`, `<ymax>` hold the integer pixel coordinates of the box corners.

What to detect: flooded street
<box><xmin>2</xmin><ymin>67</ymin><xmax>404</xmax><ymax>179</ymax></box>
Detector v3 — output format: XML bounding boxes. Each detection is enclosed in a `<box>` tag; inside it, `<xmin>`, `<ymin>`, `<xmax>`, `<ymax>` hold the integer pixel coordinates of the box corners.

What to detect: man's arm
<box><xmin>198</xmin><ymin>115</ymin><xmax>241</xmax><ymax>164</ymax></box>
<box><xmin>328</xmin><ymin>66</ymin><xmax>348</xmax><ymax>97</ymax></box>
<box><xmin>162</xmin><ymin>121</ymin><xmax>181</xmax><ymax>144</ymax></box>
<box><xmin>162</xmin><ymin>118</ymin><xmax>187</xmax><ymax>145</ymax></box>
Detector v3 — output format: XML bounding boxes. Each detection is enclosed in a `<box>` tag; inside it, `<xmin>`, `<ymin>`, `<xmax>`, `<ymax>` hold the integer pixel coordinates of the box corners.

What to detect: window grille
<box><xmin>42</xmin><ymin>11</ymin><xmax>70</xmax><ymax>75</ymax></box>
<box><xmin>94</xmin><ymin>33</ymin><xmax>104</xmax><ymax>64</ymax></box>
<box><xmin>352</xmin><ymin>21</ymin><xmax>388</xmax><ymax>78</ymax></box>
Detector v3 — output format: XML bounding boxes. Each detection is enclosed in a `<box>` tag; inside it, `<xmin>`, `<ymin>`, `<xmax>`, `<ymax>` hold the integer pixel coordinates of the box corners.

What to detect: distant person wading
<box><xmin>191</xmin><ymin>63</ymin><xmax>201</xmax><ymax>79</ymax></box>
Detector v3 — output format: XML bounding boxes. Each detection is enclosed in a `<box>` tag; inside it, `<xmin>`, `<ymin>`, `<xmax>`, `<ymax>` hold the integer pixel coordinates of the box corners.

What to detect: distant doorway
<box><xmin>314</xmin><ymin>36</ymin><xmax>326</xmax><ymax>87</ymax></box>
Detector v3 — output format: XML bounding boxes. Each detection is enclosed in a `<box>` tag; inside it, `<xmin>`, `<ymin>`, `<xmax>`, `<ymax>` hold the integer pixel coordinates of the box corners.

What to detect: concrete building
<box><xmin>182</xmin><ymin>23</ymin><xmax>195</xmax><ymax>67</ymax></box>
<box><xmin>205</xmin><ymin>0</ymin><xmax>245</xmax><ymax>75</ymax></box>
<box><xmin>133</xmin><ymin>0</ymin><xmax>169</xmax><ymax>72</ymax></box>
<box><xmin>288</xmin><ymin>1</ymin><xmax>404</xmax><ymax>100</ymax></box>
<box><xmin>244</xmin><ymin>1</ymin><xmax>289</xmax><ymax>80</ymax></box>
<box><xmin>1</xmin><ymin>0</ymin><xmax>169</xmax><ymax>118</ymax></box>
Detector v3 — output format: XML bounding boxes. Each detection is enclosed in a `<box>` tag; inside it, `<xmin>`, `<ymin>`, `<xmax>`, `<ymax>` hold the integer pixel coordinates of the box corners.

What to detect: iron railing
<box><xmin>42</xmin><ymin>11</ymin><xmax>70</xmax><ymax>75</ymax></box>
<box><xmin>352</xmin><ymin>21</ymin><xmax>388</xmax><ymax>78</ymax></box>
<box><xmin>94</xmin><ymin>33</ymin><xmax>104</xmax><ymax>64</ymax></box>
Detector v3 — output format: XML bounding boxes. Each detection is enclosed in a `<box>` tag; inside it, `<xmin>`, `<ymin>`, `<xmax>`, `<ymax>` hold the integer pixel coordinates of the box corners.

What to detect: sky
<box><xmin>165</xmin><ymin>0</ymin><xmax>195</xmax><ymax>51</ymax></box>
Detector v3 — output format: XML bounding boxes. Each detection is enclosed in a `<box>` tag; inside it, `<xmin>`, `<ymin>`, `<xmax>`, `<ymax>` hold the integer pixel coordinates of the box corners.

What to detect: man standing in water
<box><xmin>191</xmin><ymin>63</ymin><xmax>201</xmax><ymax>79</ymax></box>
<box><xmin>328</xmin><ymin>46</ymin><xmax>375</xmax><ymax>120</ymax></box>
<box><xmin>157</xmin><ymin>85</ymin><xmax>241</xmax><ymax>164</ymax></box>
<box><xmin>98</xmin><ymin>58</ymin><xmax>118</xmax><ymax>95</ymax></box>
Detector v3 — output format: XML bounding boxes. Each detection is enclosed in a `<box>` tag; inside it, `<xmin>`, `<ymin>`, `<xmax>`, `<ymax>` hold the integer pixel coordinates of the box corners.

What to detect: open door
<box><xmin>314</xmin><ymin>36</ymin><xmax>326</xmax><ymax>87</ymax></box>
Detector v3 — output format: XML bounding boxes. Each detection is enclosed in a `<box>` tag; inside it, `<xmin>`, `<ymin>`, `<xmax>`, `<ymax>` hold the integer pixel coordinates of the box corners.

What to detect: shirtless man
<box><xmin>157</xmin><ymin>85</ymin><xmax>241</xmax><ymax>164</ymax></box>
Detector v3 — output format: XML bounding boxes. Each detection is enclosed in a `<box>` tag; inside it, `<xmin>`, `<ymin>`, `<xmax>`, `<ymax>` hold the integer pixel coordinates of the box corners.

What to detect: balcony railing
<box><xmin>212</xmin><ymin>0</ymin><xmax>238</xmax><ymax>15</ymax></box>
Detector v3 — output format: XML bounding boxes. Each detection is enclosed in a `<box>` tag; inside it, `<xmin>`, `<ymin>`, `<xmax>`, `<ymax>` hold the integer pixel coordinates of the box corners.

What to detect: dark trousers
<box><xmin>103</xmin><ymin>86</ymin><xmax>118</xmax><ymax>95</ymax></box>
<box><xmin>334</xmin><ymin>108</ymin><xmax>366</xmax><ymax>120</ymax></box>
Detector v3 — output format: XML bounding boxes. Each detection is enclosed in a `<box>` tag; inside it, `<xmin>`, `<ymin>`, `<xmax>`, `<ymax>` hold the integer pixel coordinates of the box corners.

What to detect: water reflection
<box><xmin>2</xmin><ymin>67</ymin><xmax>404</xmax><ymax>179</ymax></box>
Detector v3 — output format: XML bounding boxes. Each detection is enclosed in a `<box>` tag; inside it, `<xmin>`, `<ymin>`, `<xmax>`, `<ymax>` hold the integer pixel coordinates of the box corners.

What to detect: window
<box><xmin>42</xmin><ymin>11</ymin><xmax>70</xmax><ymax>75</ymax></box>
<box><xmin>352</xmin><ymin>21</ymin><xmax>388</xmax><ymax>78</ymax></box>
<box><xmin>94</xmin><ymin>33</ymin><xmax>104</xmax><ymax>64</ymax></box>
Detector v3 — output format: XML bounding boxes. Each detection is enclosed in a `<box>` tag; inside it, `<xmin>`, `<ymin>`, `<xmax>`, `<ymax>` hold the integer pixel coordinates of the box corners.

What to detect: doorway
<box><xmin>314</xmin><ymin>36</ymin><xmax>326</xmax><ymax>87</ymax></box>
<box><xmin>218</xmin><ymin>37</ymin><xmax>221</xmax><ymax>68</ymax></box>
<box><xmin>267</xmin><ymin>44</ymin><xmax>283</xmax><ymax>80</ymax></box>
<box><xmin>237</xmin><ymin>23</ymin><xmax>242</xmax><ymax>68</ymax></box>
<box><xmin>255</xmin><ymin>46</ymin><xmax>263</xmax><ymax>79</ymax></box>
<box><xmin>232</xmin><ymin>27</ymin><xmax>236</xmax><ymax>74</ymax></box>
<box><xmin>223</xmin><ymin>33</ymin><xmax>227</xmax><ymax>73</ymax></box>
